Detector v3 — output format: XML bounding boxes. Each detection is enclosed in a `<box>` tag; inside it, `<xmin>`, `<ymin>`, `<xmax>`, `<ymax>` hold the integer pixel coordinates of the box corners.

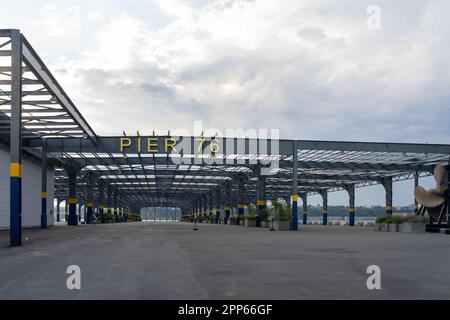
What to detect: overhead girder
<box><xmin>26</xmin><ymin>135</ymin><xmax>450</xmax><ymax>155</ymax></box>
<box><xmin>44</xmin><ymin>137</ymin><xmax>449</xmax><ymax>213</ymax></box>
<box><xmin>47</xmin><ymin>155</ymin><xmax>439</xmax><ymax>173</ymax></box>
<box><xmin>56</xmin><ymin>168</ymin><xmax>391</xmax><ymax>183</ymax></box>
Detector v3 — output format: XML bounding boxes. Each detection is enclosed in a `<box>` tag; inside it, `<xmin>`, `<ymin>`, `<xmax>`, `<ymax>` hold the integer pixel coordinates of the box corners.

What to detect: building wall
<box><xmin>0</xmin><ymin>146</ymin><xmax>55</xmax><ymax>229</ymax></box>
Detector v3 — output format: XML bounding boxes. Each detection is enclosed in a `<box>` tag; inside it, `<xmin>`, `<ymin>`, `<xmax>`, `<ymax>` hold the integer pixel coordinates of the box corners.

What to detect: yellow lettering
<box><xmin>147</xmin><ymin>137</ymin><xmax>158</xmax><ymax>153</ymax></box>
<box><xmin>137</xmin><ymin>137</ymin><xmax>141</xmax><ymax>153</ymax></box>
<box><xmin>120</xmin><ymin>137</ymin><xmax>131</xmax><ymax>152</ymax></box>
<box><xmin>165</xmin><ymin>138</ymin><xmax>177</xmax><ymax>153</ymax></box>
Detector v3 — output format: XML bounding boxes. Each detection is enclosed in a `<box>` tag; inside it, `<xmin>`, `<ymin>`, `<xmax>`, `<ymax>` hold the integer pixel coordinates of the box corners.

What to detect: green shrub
<box><xmin>247</xmin><ymin>203</ymin><xmax>256</xmax><ymax>216</ymax></box>
<box><xmin>244</xmin><ymin>215</ymin><xmax>257</xmax><ymax>221</ymax></box>
<box><xmin>275</xmin><ymin>207</ymin><xmax>292</xmax><ymax>221</ymax></box>
<box><xmin>405</xmin><ymin>215</ymin><xmax>429</xmax><ymax>223</ymax></box>
<box><xmin>259</xmin><ymin>209</ymin><xmax>270</xmax><ymax>221</ymax></box>
<box><xmin>376</xmin><ymin>214</ymin><xmax>428</xmax><ymax>224</ymax></box>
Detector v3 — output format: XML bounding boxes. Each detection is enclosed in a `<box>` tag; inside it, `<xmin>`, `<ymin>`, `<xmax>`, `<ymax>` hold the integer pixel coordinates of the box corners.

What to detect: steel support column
<box><xmin>56</xmin><ymin>199</ymin><xmax>61</xmax><ymax>222</ymax></box>
<box><xmin>301</xmin><ymin>193</ymin><xmax>308</xmax><ymax>225</ymax></box>
<box><xmin>256</xmin><ymin>174</ymin><xmax>266</xmax><ymax>227</ymax></box>
<box><xmin>40</xmin><ymin>139</ymin><xmax>48</xmax><ymax>229</ymax></box>
<box><xmin>292</xmin><ymin>140</ymin><xmax>299</xmax><ymax>230</ymax></box>
<box><xmin>208</xmin><ymin>195</ymin><xmax>213</xmax><ymax>220</ymax></box>
<box><xmin>215</xmin><ymin>190</ymin><xmax>221</xmax><ymax>224</ymax></box>
<box><xmin>86</xmin><ymin>173</ymin><xmax>95</xmax><ymax>224</ymax></box>
<box><xmin>346</xmin><ymin>185</ymin><xmax>355</xmax><ymax>226</ymax></box>
<box><xmin>225</xmin><ymin>183</ymin><xmax>231</xmax><ymax>224</ymax></box>
<box><xmin>67</xmin><ymin>173</ymin><xmax>78</xmax><ymax>226</ymax></box>
<box><xmin>414</xmin><ymin>172</ymin><xmax>419</xmax><ymax>213</ymax></box>
<box><xmin>447</xmin><ymin>161</ymin><xmax>450</xmax><ymax>224</ymax></box>
<box><xmin>382</xmin><ymin>177</ymin><xmax>393</xmax><ymax>215</ymax></box>
<box><xmin>98</xmin><ymin>181</ymin><xmax>105</xmax><ymax>223</ymax></box>
<box><xmin>237</xmin><ymin>175</ymin><xmax>245</xmax><ymax>225</ymax></box>
<box><xmin>9</xmin><ymin>29</ymin><xmax>23</xmax><ymax>246</ymax></box>
<box><xmin>107</xmin><ymin>184</ymin><xmax>112</xmax><ymax>220</ymax></box>
<box><xmin>113</xmin><ymin>190</ymin><xmax>119</xmax><ymax>223</ymax></box>
<box><xmin>321</xmin><ymin>190</ymin><xmax>328</xmax><ymax>226</ymax></box>
<box><xmin>78</xmin><ymin>202</ymin><xmax>82</xmax><ymax>223</ymax></box>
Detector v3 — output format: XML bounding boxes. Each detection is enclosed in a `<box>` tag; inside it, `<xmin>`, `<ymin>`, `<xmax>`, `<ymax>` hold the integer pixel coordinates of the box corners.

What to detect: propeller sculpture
<box><xmin>415</xmin><ymin>165</ymin><xmax>449</xmax><ymax>223</ymax></box>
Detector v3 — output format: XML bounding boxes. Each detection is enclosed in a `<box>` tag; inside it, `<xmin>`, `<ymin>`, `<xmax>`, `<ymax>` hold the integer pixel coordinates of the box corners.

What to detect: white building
<box><xmin>0</xmin><ymin>144</ymin><xmax>55</xmax><ymax>229</ymax></box>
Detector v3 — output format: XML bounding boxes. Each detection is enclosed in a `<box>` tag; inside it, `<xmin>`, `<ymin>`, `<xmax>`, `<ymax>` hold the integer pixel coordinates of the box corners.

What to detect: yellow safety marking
<box><xmin>10</xmin><ymin>163</ymin><xmax>22</xmax><ymax>177</ymax></box>
<box><xmin>349</xmin><ymin>208</ymin><xmax>355</xmax><ymax>213</ymax></box>
<box><xmin>87</xmin><ymin>202</ymin><xmax>94</xmax><ymax>208</ymax></box>
<box><xmin>292</xmin><ymin>194</ymin><xmax>298</xmax><ymax>201</ymax></box>
<box><xmin>257</xmin><ymin>200</ymin><xmax>266</xmax><ymax>206</ymax></box>
<box><xmin>385</xmin><ymin>206</ymin><xmax>393</xmax><ymax>211</ymax></box>
<box><xmin>225</xmin><ymin>206</ymin><xmax>231</xmax><ymax>211</ymax></box>
<box><xmin>238</xmin><ymin>203</ymin><xmax>245</xmax><ymax>209</ymax></box>
<box><xmin>68</xmin><ymin>198</ymin><xmax>77</xmax><ymax>204</ymax></box>
<box><xmin>41</xmin><ymin>192</ymin><xmax>47</xmax><ymax>198</ymax></box>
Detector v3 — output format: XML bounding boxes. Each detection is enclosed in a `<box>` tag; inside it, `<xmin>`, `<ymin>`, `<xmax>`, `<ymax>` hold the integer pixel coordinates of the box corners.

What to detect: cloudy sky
<box><xmin>3</xmin><ymin>0</ymin><xmax>449</xmax><ymax>205</ymax></box>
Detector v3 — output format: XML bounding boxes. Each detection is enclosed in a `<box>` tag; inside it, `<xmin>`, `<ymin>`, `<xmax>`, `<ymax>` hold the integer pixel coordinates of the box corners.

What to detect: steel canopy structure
<box><xmin>2</xmin><ymin>29</ymin><xmax>450</xmax><ymax>247</ymax></box>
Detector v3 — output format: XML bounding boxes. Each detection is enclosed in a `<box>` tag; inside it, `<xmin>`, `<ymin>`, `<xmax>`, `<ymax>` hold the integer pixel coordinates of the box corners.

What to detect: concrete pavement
<box><xmin>0</xmin><ymin>222</ymin><xmax>449</xmax><ymax>299</ymax></box>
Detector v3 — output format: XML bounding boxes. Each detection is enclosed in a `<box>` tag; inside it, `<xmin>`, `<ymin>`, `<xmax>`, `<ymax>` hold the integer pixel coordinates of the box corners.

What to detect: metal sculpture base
<box><xmin>417</xmin><ymin>199</ymin><xmax>448</xmax><ymax>224</ymax></box>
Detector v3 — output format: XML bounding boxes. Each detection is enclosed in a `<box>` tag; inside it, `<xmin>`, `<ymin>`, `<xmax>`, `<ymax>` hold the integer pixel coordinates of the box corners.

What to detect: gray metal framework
<box><xmin>39</xmin><ymin>136</ymin><xmax>449</xmax><ymax>214</ymax></box>
<box><xmin>2</xmin><ymin>29</ymin><xmax>450</xmax><ymax>240</ymax></box>
<box><xmin>0</xmin><ymin>29</ymin><xmax>95</xmax><ymax>140</ymax></box>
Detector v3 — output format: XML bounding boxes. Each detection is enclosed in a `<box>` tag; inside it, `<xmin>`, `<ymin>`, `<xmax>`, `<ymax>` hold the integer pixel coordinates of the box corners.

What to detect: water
<box><xmin>307</xmin><ymin>216</ymin><xmax>376</xmax><ymax>225</ymax></box>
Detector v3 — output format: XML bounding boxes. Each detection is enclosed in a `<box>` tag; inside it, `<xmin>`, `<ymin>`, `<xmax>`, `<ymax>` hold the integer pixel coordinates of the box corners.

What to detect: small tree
<box><xmin>272</xmin><ymin>199</ymin><xmax>291</xmax><ymax>221</ymax></box>
<box><xmin>259</xmin><ymin>209</ymin><xmax>270</xmax><ymax>221</ymax></box>
<box><xmin>247</xmin><ymin>203</ymin><xmax>256</xmax><ymax>216</ymax></box>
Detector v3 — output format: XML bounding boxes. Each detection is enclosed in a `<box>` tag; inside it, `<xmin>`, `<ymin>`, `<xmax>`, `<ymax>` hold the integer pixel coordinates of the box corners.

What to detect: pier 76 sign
<box><xmin>118</xmin><ymin>135</ymin><xmax>281</xmax><ymax>174</ymax></box>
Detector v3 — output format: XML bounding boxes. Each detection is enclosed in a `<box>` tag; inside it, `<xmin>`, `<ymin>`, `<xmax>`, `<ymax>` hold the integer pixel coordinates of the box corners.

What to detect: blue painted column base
<box><xmin>86</xmin><ymin>207</ymin><xmax>93</xmax><ymax>224</ymax></box>
<box><xmin>41</xmin><ymin>197</ymin><xmax>47</xmax><ymax>229</ymax></box>
<box><xmin>10</xmin><ymin>177</ymin><xmax>22</xmax><ymax>246</ymax></box>
<box><xmin>100</xmin><ymin>209</ymin><xmax>105</xmax><ymax>223</ymax></box>
<box><xmin>323</xmin><ymin>213</ymin><xmax>328</xmax><ymax>226</ymax></box>
<box><xmin>349</xmin><ymin>213</ymin><xmax>355</xmax><ymax>226</ymax></box>
<box><xmin>225</xmin><ymin>211</ymin><xmax>230</xmax><ymax>224</ymax></box>
<box><xmin>215</xmin><ymin>213</ymin><xmax>220</xmax><ymax>224</ymax></box>
<box><xmin>291</xmin><ymin>200</ymin><xmax>298</xmax><ymax>231</ymax></box>
<box><xmin>68</xmin><ymin>203</ymin><xmax>78</xmax><ymax>226</ymax></box>
<box><xmin>237</xmin><ymin>207</ymin><xmax>244</xmax><ymax>225</ymax></box>
<box><xmin>257</xmin><ymin>205</ymin><xmax>265</xmax><ymax>227</ymax></box>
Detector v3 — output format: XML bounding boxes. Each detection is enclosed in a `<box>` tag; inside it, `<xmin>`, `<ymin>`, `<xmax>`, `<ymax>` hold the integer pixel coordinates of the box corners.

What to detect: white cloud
<box><xmin>13</xmin><ymin>0</ymin><xmax>449</xmax><ymax>144</ymax></box>
<box><xmin>37</xmin><ymin>5</ymin><xmax>81</xmax><ymax>37</ymax></box>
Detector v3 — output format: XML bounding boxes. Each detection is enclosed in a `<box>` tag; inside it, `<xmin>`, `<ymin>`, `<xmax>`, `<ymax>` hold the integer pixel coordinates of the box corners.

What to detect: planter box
<box><xmin>273</xmin><ymin>220</ymin><xmax>290</xmax><ymax>231</ymax></box>
<box><xmin>245</xmin><ymin>219</ymin><xmax>257</xmax><ymax>227</ymax></box>
<box><xmin>356</xmin><ymin>222</ymin><xmax>364</xmax><ymax>227</ymax></box>
<box><xmin>380</xmin><ymin>223</ymin><xmax>389</xmax><ymax>232</ymax></box>
<box><xmin>229</xmin><ymin>218</ymin><xmax>238</xmax><ymax>225</ymax></box>
<box><xmin>260</xmin><ymin>221</ymin><xmax>270</xmax><ymax>228</ymax></box>
<box><xmin>388</xmin><ymin>224</ymin><xmax>400</xmax><ymax>232</ymax></box>
<box><xmin>373</xmin><ymin>223</ymin><xmax>381</xmax><ymax>231</ymax></box>
<box><xmin>400</xmin><ymin>222</ymin><xmax>426</xmax><ymax>233</ymax></box>
<box><xmin>333</xmin><ymin>222</ymin><xmax>341</xmax><ymax>226</ymax></box>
